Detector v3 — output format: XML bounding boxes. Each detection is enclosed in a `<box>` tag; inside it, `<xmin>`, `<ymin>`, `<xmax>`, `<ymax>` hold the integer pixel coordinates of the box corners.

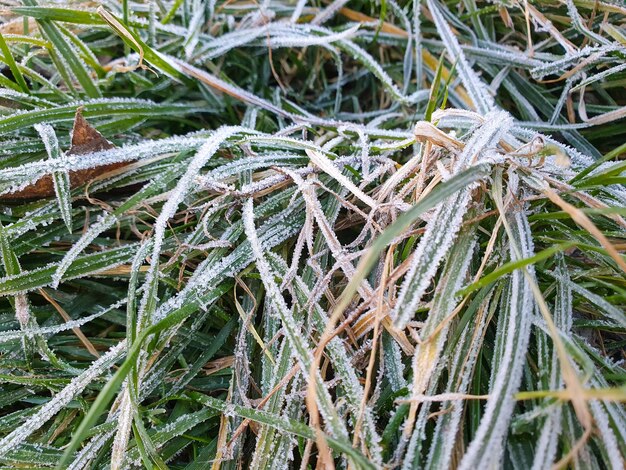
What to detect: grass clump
<box><xmin>0</xmin><ymin>0</ymin><xmax>625</xmax><ymax>468</ymax></box>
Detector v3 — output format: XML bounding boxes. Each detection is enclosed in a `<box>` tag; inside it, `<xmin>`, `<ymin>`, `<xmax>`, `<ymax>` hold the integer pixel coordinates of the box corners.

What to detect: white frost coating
<box><xmin>532</xmin><ymin>260</ymin><xmax>570</xmax><ymax>469</ymax></box>
<box><xmin>531</xmin><ymin>405</ymin><xmax>562</xmax><ymax>470</ymax></box>
<box><xmin>393</xmin><ymin>110</ymin><xmax>509</xmax><ymax>328</ymax></box>
<box><xmin>67</xmin><ymin>429</ymin><xmax>116</xmax><ymax>470</ymax></box>
<box><xmin>33</xmin><ymin>124</ymin><xmax>59</xmax><ymax>159</ymax></box>
<box><xmin>392</xmin><ymin>191</ymin><xmax>470</xmax><ymax>328</ymax></box>
<box><xmin>52</xmin><ymin>213</ymin><xmax>117</xmax><ymax>288</ymax></box>
<box><xmin>530</xmin><ymin>45</ymin><xmax>620</xmax><ymax>80</ymax></box>
<box><xmin>454</xmin><ymin>111</ymin><xmax>512</xmax><ymax>170</ymax></box>
<box><xmin>269</xmin><ymin>25</ymin><xmax>361</xmax><ymax>47</ymax></box>
<box><xmin>242</xmin><ymin>199</ymin><xmax>348</xmax><ymax>440</ymax></box>
<box><xmin>305</xmin><ymin>149</ymin><xmax>378</xmax><ymax>209</ymax></box>
<box><xmin>0</xmin><ymin>135</ymin><xmax>207</xmax><ymax>196</ymax></box>
<box><xmin>34</xmin><ymin>123</ymin><xmax>72</xmax><ymax>232</ymax></box>
<box><xmin>513</xmin><ymin>127</ymin><xmax>595</xmax><ymax>168</ymax></box>
<box><xmin>0</xmin><ymin>89</ymin><xmax>55</xmax><ymax>107</ymax></box>
<box><xmin>110</xmin><ymin>386</ymin><xmax>134</xmax><ymax>470</ymax></box>
<box><xmin>290</xmin><ymin>0</ymin><xmax>307</xmax><ymax>22</ymax></box>
<box><xmin>0</xmin><ymin>340</ymin><xmax>126</xmax><ymax>457</ymax></box>
<box><xmin>195</xmin><ymin>26</ymin><xmax>267</xmax><ymax>61</ymax></box>
<box><xmin>566</xmin><ymin>280</ymin><xmax>626</xmax><ymax>329</ymax></box>
<box><xmin>426</xmin><ymin>0</ymin><xmax>495</xmax><ymax>114</ymax></box>
<box><xmin>424</xmin><ymin>294</ymin><xmax>491</xmax><ymax>470</ymax></box>
<box><xmin>311</xmin><ymin>0</ymin><xmax>351</xmax><ymax>25</ymax></box>
<box><xmin>137</xmin><ymin>126</ymin><xmax>248</xmax><ymax>326</ymax></box>
<box><xmin>589</xmin><ymin>400</ymin><xmax>623</xmax><ymax>469</ymax></box>
<box><xmin>0</xmin><ymin>300</ymin><xmax>124</xmax><ymax>343</ymax></box>
<box><xmin>183</xmin><ymin>6</ymin><xmax>205</xmax><ymax>59</ymax></box>
<box><xmin>402</xmin><ymin>232</ymin><xmax>477</xmax><ymax>470</ymax></box>
<box><xmin>458</xmin><ymin>211</ymin><xmax>534</xmax><ymax>470</ymax></box>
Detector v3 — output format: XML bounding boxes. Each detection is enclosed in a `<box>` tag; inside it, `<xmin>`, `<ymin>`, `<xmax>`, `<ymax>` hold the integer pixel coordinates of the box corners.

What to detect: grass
<box><xmin>0</xmin><ymin>0</ymin><xmax>625</xmax><ymax>468</ymax></box>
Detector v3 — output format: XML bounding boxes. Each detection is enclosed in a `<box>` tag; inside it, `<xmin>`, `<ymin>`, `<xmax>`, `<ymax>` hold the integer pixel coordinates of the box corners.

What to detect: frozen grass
<box><xmin>0</xmin><ymin>0</ymin><xmax>625</xmax><ymax>468</ymax></box>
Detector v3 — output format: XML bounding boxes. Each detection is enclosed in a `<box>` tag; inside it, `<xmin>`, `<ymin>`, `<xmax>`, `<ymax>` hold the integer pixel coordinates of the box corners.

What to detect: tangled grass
<box><xmin>0</xmin><ymin>0</ymin><xmax>625</xmax><ymax>468</ymax></box>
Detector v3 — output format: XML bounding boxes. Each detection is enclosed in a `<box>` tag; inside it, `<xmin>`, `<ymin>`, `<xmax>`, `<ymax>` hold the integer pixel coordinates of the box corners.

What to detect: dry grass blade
<box><xmin>0</xmin><ymin>0</ymin><xmax>623</xmax><ymax>468</ymax></box>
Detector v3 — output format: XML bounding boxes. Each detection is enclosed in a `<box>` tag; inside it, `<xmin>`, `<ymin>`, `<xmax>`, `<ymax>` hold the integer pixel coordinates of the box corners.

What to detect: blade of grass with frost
<box><xmin>269</xmin><ymin>375</ymin><xmax>305</xmax><ymax>468</ymax></box>
<box><xmin>131</xmin><ymin>410</ymin><xmax>168</xmax><ymax>470</ymax></box>
<box><xmin>424</xmin><ymin>287</ymin><xmax>495</xmax><ymax>470</ymax></box>
<box><xmin>0</xmin><ymin>340</ymin><xmax>125</xmax><ymax>459</ymax></box>
<box><xmin>392</xmin><ymin>189</ymin><xmax>471</xmax><ymax>328</ymax></box>
<box><xmin>0</xmin><ymin>312</ymin><xmax>96</xmax><ymax>344</ymax></box>
<box><xmin>52</xmin><ymin>164</ymin><xmax>182</xmax><ymax>287</ymax></box>
<box><xmin>564</xmin><ymin>279</ymin><xmax>626</xmax><ymax>329</ymax></box>
<box><xmin>457</xmin><ymin>183</ymin><xmax>535</xmax><ymax>469</ymax></box>
<box><xmin>110</xmin><ymin>385</ymin><xmax>134</xmax><ymax>470</ymax></box>
<box><xmin>2</xmin><ymin>444</ymin><xmax>64</xmax><ymax>467</ymax></box>
<box><xmin>34</xmin><ymin>123</ymin><xmax>72</xmax><ymax>233</ymax></box>
<box><xmin>250</xmin><ymin>339</ymin><xmax>294</xmax><ymax>470</ymax></box>
<box><xmin>66</xmin><ymin>429</ymin><xmax>116</xmax><ymax>470</ymax></box>
<box><xmin>242</xmin><ymin>198</ymin><xmax>349</xmax><ymax>442</ymax></box>
<box><xmin>137</xmin><ymin>126</ymin><xmax>252</xmax><ymax>328</ymax></box>
<box><xmin>0</xmin><ymin>99</ymin><xmax>203</xmax><ymax>137</ymax></box>
<box><xmin>268</xmin><ymin>252</ymin><xmax>383</xmax><ymax>463</ymax></box>
<box><xmin>531</xmin><ymin>257</ymin><xmax>570</xmax><ymax>469</ymax></box>
<box><xmin>0</xmin><ymin>243</ymin><xmax>143</xmax><ymax>296</ymax></box>
<box><xmin>426</xmin><ymin>0</ymin><xmax>494</xmax><ymax>114</ymax></box>
<box><xmin>588</xmin><ymin>376</ymin><xmax>626</xmax><ymax>458</ymax></box>
<box><xmin>588</xmin><ymin>398</ymin><xmax>624</xmax><ymax>468</ymax></box>
<box><xmin>402</xmin><ymin>226</ymin><xmax>476</xmax><ymax>454</ymax></box>
<box><xmin>187</xmin><ymin>392</ymin><xmax>376</xmax><ymax>470</ymax></box>
<box><xmin>0</xmin><ymin>136</ymin><xmax>209</xmax><ymax>196</ymax></box>
<box><xmin>124</xmin><ymin>409</ymin><xmax>220</xmax><ymax>464</ymax></box>
<box><xmin>109</xmin><ymin>242</ymin><xmax>152</xmax><ymax>470</ymax></box>
<box><xmin>458</xmin><ymin>242</ymin><xmax>577</xmax><ymax>297</ymax></box>
<box><xmin>393</xmin><ymin>111</ymin><xmax>509</xmax><ymax>328</ymax></box>
<box><xmin>0</xmin><ymin>221</ymin><xmax>35</xmax><ymax>361</ymax></box>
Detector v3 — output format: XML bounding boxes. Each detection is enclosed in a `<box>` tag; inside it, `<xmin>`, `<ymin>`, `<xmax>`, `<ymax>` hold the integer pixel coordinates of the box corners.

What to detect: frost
<box><xmin>223</xmin><ymin>404</ymin><xmax>236</xmax><ymax>418</ymax></box>
<box><xmin>67</xmin><ymin>431</ymin><xmax>114</xmax><ymax>470</ymax></box>
<box><xmin>0</xmin><ymin>300</ymin><xmax>124</xmax><ymax>344</ymax></box>
<box><xmin>426</xmin><ymin>0</ymin><xmax>495</xmax><ymax>114</ymax></box>
<box><xmin>391</xmin><ymin>191</ymin><xmax>471</xmax><ymax>328</ymax></box>
<box><xmin>138</xmin><ymin>126</ymin><xmax>249</xmax><ymax>326</ymax></box>
<box><xmin>311</xmin><ymin>0</ymin><xmax>351</xmax><ymax>25</ymax></box>
<box><xmin>0</xmin><ymin>341</ymin><xmax>126</xmax><ymax>457</ymax></box>
<box><xmin>0</xmin><ymin>134</ymin><xmax>207</xmax><ymax>197</ymax></box>
<box><xmin>110</xmin><ymin>387</ymin><xmax>133</xmax><ymax>470</ymax></box>
<box><xmin>457</xmin><ymin>210</ymin><xmax>535</xmax><ymax>470</ymax></box>
<box><xmin>393</xmin><ymin>112</ymin><xmax>508</xmax><ymax>329</ymax></box>
<box><xmin>242</xmin><ymin>199</ymin><xmax>349</xmax><ymax>440</ymax></box>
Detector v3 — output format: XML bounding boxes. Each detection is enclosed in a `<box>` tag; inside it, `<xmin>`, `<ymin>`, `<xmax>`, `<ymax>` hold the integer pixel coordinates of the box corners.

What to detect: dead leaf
<box><xmin>1</xmin><ymin>107</ymin><xmax>129</xmax><ymax>200</ymax></box>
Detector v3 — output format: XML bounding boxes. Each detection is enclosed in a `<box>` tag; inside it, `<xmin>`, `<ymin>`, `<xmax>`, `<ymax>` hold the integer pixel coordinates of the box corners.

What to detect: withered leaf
<box><xmin>1</xmin><ymin>107</ymin><xmax>129</xmax><ymax>200</ymax></box>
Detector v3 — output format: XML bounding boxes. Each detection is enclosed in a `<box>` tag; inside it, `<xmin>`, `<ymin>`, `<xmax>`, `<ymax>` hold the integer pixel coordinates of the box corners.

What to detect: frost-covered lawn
<box><xmin>0</xmin><ymin>0</ymin><xmax>625</xmax><ymax>468</ymax></box>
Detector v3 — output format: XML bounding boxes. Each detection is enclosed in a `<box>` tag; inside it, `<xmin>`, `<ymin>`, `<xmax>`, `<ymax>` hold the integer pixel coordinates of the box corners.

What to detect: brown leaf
<box><xmin>1</xmin><ymin>107</ymin><xmax>129</xmax><ymax>200</ymax></box>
